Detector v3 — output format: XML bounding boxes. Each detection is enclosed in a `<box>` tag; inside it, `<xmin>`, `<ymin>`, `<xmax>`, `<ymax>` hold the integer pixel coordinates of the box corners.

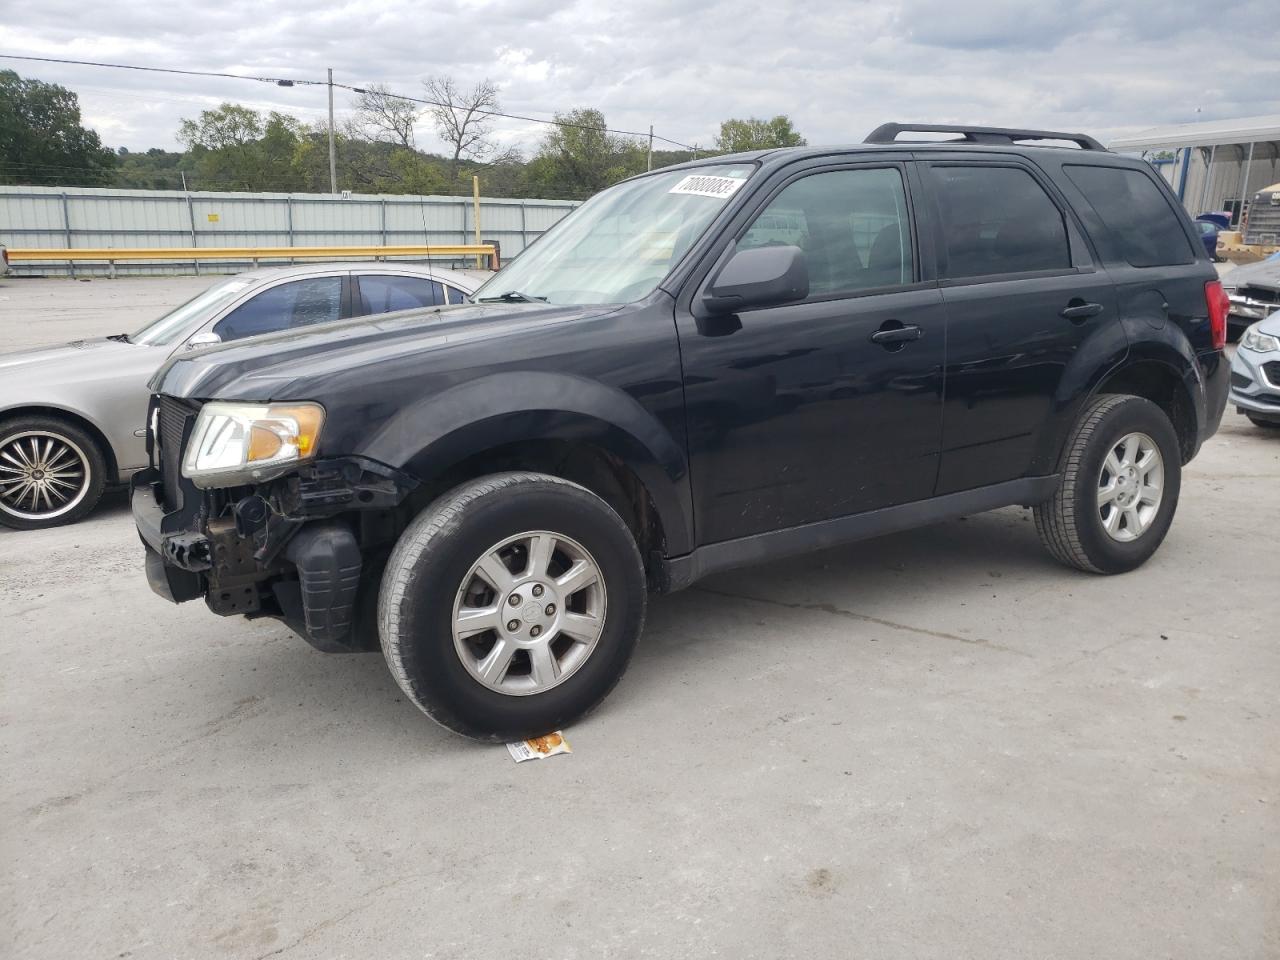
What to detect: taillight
<box><xmin>1205</xmin><ymin>279</ymin><xmax>1229</xmax><ymax>351</ymax></box>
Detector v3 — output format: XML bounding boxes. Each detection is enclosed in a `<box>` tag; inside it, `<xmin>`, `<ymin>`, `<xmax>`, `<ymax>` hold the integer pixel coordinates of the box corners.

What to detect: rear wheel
<box><xmin>0</xmin><ymin>416</ymin><xmax>107</xmax><ymax>530</ymax></box>
<box><xmin>378</xmin><ymin>472</ymin><xmax>646</xmax><ymax>741</ymax></box>
<box><xmin>1034</xmin><ymin>395</ymin><xmax>1181</xmax><ymax>574</ymax></box>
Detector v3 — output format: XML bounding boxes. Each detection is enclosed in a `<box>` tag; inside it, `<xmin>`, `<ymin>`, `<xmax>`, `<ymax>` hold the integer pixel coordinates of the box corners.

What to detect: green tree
<box><xmin>177</xmin><ymin>104</ymin><xmax>305</xmax><ymax>191</ymax></box>
<box><xmin>714</xmin><ymin>115</ymin><xmax>806</xmax><ymax>152</ymax></box>
<box><xmin>527</xmin><ymin>108</ymin><xmax>644</xmax><ymax>198</ymax></box>
<box><xmin>115</xmin><ymin>147</ymin><xmax>187</xmax><ymax>190</ymax></box>
<box><xmin>0</xmin><ymin>70</ymin><xmax>117</xmax><ymax>185</ymax></box>
<box><xmin>387</xmin><ymin>149</ymin><xmax>449</xmax><ymax>195</ymax></box>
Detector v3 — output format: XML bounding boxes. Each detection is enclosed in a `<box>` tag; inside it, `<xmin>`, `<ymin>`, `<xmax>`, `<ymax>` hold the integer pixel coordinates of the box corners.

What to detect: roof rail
<box><xmin>865</xmin><ymin>123</ymin><xmax>1107</xmax><ymax>152</ymax></box>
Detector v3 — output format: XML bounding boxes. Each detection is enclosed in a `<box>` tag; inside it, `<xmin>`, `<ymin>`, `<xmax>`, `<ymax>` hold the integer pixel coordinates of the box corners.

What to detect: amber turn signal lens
<box><xmin>247</xmin><ymin>425</ymin><xmax>284</xmax><ymax>462</ymax></box>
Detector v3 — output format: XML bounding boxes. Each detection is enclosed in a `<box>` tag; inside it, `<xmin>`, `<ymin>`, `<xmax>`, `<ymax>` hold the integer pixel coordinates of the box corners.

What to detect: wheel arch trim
<box><xmin>0</xmin><ymin>402</ymin><xmax>120</xmax><ymax>483</ymax></box>
<box><xmin>352</xmin><ymin>371</ymin><xmax>694</xmax><ymax>556</ymax></box>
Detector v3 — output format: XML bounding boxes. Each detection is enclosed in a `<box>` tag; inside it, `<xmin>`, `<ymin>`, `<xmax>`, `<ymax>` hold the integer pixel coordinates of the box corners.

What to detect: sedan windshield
<box><xmin>474</xmin><ymin>163</ymin><xmax>756</xmax><ymax>306</ymax></box>
<box><xmin>131</xmin><ymin>277</ymin><xmax>257</xmax><ymax>345</ymax></box>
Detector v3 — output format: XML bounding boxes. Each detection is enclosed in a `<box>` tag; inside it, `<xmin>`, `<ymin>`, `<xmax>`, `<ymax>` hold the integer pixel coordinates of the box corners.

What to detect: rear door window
<box><xmin>1063</xmin><ymin>164</ymin><xmax>1195</xmax><ymax>267</ymax></box>
<box><xmin>213</xmin><ymin>276</ymin><xmax>344</xmax><ymax>341</ymax></box>
<box><xmin>927</xmin><ymin>165</ymin><xmax>1071</xmax><ymax>279</ymax></box>
<box><xmin>356</xmin><ymin>274</ymin><xmax>449</xmax><ymax>314</ymax></box>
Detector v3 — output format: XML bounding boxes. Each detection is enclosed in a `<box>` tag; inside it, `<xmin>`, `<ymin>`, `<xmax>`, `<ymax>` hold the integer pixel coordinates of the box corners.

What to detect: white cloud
<box><xmin>3</xmin><ymin>0</ymin><xmax>1278</xmax><ymax>156</ymax></box>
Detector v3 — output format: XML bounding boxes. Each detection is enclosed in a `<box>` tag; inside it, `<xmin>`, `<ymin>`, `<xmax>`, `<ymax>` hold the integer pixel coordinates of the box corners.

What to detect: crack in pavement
<box><xmin>694</xmin><ymin>585</ymin><xmax>1031</xmax><ymax>656</ymax></box>
<box><xmin>22</xmin><ymin>696</ymin><xmax>267</xmax><ymax>818</ymax></box>
<box><xmin>252</xmin><ymin>874</ymin><xmax>431</xmax><ymax>959</ymax></box>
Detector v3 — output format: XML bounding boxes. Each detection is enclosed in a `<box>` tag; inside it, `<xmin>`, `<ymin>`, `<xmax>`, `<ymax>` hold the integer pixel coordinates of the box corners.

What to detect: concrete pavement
<box><xmin>1</xmin><ymin>276</ymin><xmax>1277</xmax><ymax>959</ymax></box>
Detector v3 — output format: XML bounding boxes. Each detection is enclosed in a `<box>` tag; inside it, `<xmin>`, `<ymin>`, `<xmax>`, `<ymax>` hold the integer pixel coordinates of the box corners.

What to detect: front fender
<box><xmin>355</xmin><ymin>371</ymin><xmax>693</xmax><ymax>556</ymax></box>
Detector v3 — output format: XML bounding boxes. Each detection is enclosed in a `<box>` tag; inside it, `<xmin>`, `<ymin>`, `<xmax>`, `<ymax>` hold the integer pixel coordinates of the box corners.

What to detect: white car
<box><xmin>1230</xmin><ymin>311</ymin><xmax>1280</xmax><ymax>429</ymax></box>
<box><xmin>0</xmin><ymin>262</ymin><xmax>478</xmax><ymax>528</ymax></box>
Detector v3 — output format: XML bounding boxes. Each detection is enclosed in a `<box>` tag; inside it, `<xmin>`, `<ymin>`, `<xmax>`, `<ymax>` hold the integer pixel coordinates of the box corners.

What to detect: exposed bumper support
<box><xmin>278</xmin><ymin>523</ymin><xmax>363</xmax><ymax>652</ymax></box>
<box><xmin>133</xmin><ymin>470</ymin><xmax>206</xmax><ymax>603</ymax></box>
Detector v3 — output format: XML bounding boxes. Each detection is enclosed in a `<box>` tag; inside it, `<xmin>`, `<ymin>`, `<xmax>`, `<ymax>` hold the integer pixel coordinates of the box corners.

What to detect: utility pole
<box><xmin>472</xmin><ymin>175</ymin><xmax>483</xmax><ymax>269</ymax></box>
<box><xmin>327</xmin><ymin>67</ymin><xmax>337</xmax><ymax>194</ymax></box>
<box><xmin>180</xmin><ymin>170</ymin><xmax>188</xmax><ymax>192</ymax></box>
<box><xmin>647</xmin><ymin>125</ymin><xmax>653</xmax><ymax>172</ymax></box>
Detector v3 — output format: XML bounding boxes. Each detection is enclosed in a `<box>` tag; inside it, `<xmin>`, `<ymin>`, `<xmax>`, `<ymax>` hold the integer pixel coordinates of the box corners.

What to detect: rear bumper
<box><xmin>1195</xmin><ymin>349</ymin><xmax>1230</xmax><ymax>452</ymax></box>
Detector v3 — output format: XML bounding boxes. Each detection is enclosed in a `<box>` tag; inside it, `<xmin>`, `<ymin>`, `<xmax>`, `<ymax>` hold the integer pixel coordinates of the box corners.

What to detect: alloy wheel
<box><xmin>451</xmin><ymin>530</ymin><xmax>607</xmax><ymax>696</ymax></box>
<box><xmin>0</xmin><ymin>431</ymin><xmax>92</xmax><ymax>522</ymax></box>
<box><xmin>1097</xmin><ymin>431</ymin><xmax>1164</xmax><ymax>542</ymax></box>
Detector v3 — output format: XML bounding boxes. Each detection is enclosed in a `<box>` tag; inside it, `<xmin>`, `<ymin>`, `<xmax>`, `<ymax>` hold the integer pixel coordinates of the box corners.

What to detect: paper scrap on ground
<box><xmin>507</xmin><ymin>732</ymin><xmax>572</xmax><ymax>762</ymax></box>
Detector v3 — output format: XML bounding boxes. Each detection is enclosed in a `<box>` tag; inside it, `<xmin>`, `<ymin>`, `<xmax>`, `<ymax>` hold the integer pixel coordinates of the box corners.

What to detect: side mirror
<box><xmin>701</xmin><ymin>244</ymin><xmax>809</xmax><ymax>315</ymax></box>
<box><xmin>186</xmin><ymin>331</ymin><xmax>222</xmax><ymax>350</ymax></box>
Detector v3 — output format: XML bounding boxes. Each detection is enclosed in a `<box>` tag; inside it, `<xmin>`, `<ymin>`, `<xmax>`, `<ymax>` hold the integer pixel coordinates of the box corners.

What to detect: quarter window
<box><xmin>213</xmin><ymin>276</ymin><xmax>343</xmax><ymax>341</ymax></box>
<box><xmin>739</xmin><ymin>167</ymin><xmax>915</xmax><ymax>296</ymax></box>
<box><xmin>928</xmin><ymin>166</ymin><xmax>1071</xmax><ymax>279</ymax></box>
<box><xmin>1063</xmin><ymin>164</ymin><xmax>1195</xmax><ymax>267</ymax></box>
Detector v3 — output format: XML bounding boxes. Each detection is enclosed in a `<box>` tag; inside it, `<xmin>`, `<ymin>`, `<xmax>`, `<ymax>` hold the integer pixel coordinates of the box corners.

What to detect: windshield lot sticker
<box><xmin>669</xmin><ymin>174</ymin><xmax>747</xmax><ymax>199</ymax></box>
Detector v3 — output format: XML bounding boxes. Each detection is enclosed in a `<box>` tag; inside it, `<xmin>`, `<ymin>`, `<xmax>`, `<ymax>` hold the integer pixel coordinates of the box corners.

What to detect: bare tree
<box><xmin>423</xmin><ymin>76</ymin><xmax>503</xmax><ymax>172</ymax></box>
<box><xmin>355</xmin><ymin>83</ymin><xmax>419</xmax><ymax>150</ymax></box>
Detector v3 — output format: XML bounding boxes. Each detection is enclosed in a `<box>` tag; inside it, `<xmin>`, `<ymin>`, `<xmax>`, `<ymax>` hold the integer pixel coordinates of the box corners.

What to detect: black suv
<box><xmin>134</xmin><ymin>124</ymin><xmax>1230</xmax><ymax>741</ymax></box>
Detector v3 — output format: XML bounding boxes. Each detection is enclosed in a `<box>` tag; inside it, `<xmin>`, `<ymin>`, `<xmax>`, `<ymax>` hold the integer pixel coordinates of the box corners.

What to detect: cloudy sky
<box><xmin>5</xmin><ymin>0</ymin><xmax>1279</xmax><ymax>156</ymax></box>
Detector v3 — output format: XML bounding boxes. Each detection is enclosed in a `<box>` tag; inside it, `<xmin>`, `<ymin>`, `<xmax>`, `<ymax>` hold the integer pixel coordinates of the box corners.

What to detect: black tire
<box><xmin>0</xmin><ymin>415</ymin><xmax>108</xmax><ymax>530</ymax></box>
<box><xmin>1246</xmin><ymin>414</ymin><xmax>1280</xmax><ymax>430</ymax></box>
<box><xmin>1034</xmin><ymin>395</ymin><xmax>1182</xmax><ymax>574</ymax></box>
<box><xmin>378</xmin><ymin>472</ymin><xmax>646</xmax><ymax>741</ymax></box>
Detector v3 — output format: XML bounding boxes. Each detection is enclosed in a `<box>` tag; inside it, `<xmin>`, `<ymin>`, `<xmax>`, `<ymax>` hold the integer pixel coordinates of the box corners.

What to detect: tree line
<box><xmin>0</xmin><ymin>69</ymin><xmax>806</xmax><ymax>201</ymax></box>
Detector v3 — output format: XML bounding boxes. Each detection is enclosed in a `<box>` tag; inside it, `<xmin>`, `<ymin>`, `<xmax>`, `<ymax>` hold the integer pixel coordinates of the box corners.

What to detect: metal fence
<box><xmin>0</xmin><ymin>186</ymin><xmax>578</xmax><ymax>277</ymax></box>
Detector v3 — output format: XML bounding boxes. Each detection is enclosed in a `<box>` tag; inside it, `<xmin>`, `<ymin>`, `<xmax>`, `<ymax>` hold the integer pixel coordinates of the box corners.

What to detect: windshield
<box><xmin>131</xmin><ymin>277</ymin><xmax>257</xmax><ymax>345</ymax></box>
<box><xmin>474</xmin><ymin>163</ymin><xmax>756</xmax><ymax>306</ymax></box>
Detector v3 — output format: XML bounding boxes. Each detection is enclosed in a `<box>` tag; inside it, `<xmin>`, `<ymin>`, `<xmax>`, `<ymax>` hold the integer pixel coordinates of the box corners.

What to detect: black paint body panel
<box><xmin>148</xmin><ymin>141</ymin><xmax>1227</xmax><ymax>592</ymax></box>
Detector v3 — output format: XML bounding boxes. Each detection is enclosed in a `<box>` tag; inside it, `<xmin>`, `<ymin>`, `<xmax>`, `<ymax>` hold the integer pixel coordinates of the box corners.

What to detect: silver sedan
<box><xmin>1230</xmin><ymin>311</ymin><xmax>1280</xmax><ymax>430</ymax></box>
<box><xmin>0</xmin><ymin>262</ymin><xmax>478</xmax><ymax>529</ymax></box>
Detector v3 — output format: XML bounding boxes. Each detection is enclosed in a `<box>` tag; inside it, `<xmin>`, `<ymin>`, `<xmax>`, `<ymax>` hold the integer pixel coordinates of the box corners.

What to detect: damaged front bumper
<box><xmin>132</xmin><ymin>457</ymin><xmax>417</xmax><ymax>652</ymax></box>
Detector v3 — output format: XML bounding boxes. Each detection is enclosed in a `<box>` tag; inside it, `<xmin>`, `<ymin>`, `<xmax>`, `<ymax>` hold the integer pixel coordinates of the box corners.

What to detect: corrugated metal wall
<box><xmin>1167</xmin><ymin>146</ymin><xmax>1280</xmax><ymax>222</ymax></box>
<box><xmin>0</xmin><ymin>186</ymin><xmax>578</xmax><ymax>276</ymax></box>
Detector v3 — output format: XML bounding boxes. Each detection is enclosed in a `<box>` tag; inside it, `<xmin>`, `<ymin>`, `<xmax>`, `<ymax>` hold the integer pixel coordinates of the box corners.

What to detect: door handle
<box><xmin>1060</xmin><ymin>300</ymin><xmax>1104</xmax><ymax>321</ymax></box>
<box><xmin>870</xmin><ymin>323</ymin><xmax>923</xmax><ymax>346</ymax></box>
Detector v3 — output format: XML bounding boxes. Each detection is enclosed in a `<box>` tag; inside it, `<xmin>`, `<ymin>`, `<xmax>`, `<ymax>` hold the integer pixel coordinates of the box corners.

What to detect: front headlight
<box><xmin>182</xmin><ymin>401</ymin><xmax>325</xmax><ymax>488</ymax></box>
<box><xmin>1240</xmin><ymin>323</ymin><xmax>1280</xmax><ymax>354</ymax></box>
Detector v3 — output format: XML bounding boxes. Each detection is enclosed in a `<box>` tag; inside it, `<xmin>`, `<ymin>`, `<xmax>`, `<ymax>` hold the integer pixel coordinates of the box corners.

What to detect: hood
<box><xmin>1256</xmin><ymin>310</ymin><xmax>1280</xmax><ymax>339</ymax></box>
<box><xmin>153</xmin><ymin>301</ymin><xmax>622</xmax><ymax>400</ymax></box>
<box><xmin>0</xmin><ymin>337</ymin><xmax>146</xmax><ymax>376</ymax></box>
<box><xmin>1222</xmin><ymin>256</ymin><xmax>1280</xmax><ymax>292</ymax></box>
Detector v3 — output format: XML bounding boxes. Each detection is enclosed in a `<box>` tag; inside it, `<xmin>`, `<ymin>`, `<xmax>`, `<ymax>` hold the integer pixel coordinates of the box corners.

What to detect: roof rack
<box><xmin>865</xmin><ymin>123</ymin><xmax>1107</xmax><ymax>152</ymax></box>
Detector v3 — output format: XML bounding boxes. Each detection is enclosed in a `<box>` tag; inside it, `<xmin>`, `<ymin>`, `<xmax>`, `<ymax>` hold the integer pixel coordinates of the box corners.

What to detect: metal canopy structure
<box><xmin>1108</xmin><ymin>115</ymin><xmax>1280</xmax><ymax>236</ymax></box>
<box><xmin>1109</xmin><ymin>115</ymin><xmax>1280</xmax><ymax>152</ymax></box>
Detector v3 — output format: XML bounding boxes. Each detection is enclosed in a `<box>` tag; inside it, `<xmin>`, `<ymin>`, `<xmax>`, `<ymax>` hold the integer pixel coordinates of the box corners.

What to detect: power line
<box><xmin>0</xmin><ymin>53</ymin><xmax>324</xmax><ymax>87</ymax></box>
<box><xmin>336</xmin><ymin>82</ymin><xmax>696</xmax><ymax>150</ymax></box>
<box><xmin>0</xmin><ymin>52</ymin><xmax>700</xmax><ymax>151</ymax></box>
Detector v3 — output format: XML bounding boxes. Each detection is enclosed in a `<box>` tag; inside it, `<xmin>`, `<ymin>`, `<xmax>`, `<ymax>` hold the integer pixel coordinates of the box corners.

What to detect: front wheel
<box><xmin>1246</xmin><ymin>414</ymin><xmax>1280</xmax><ymax>430</ymax></box>
<box><xmin>378</xmin><ymin>472</ymin><xmax>647</xmax><ymax>741</ymax></box>
<box><xmin>0</xmin><ymin>416</ymin><xmax>108</xmax><ymax>530</ymax></box>
<box><xmin>1034</xmin><ymin>395</ymin><xmax>1182</xmax><ymax>574</ymax></box>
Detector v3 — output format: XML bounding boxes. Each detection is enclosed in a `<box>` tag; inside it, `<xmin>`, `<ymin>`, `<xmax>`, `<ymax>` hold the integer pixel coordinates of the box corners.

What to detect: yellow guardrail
<box><xmin>6</xmin><ymin>244</ymin><xmax>500</xmax><ymax>269</ymax></box>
